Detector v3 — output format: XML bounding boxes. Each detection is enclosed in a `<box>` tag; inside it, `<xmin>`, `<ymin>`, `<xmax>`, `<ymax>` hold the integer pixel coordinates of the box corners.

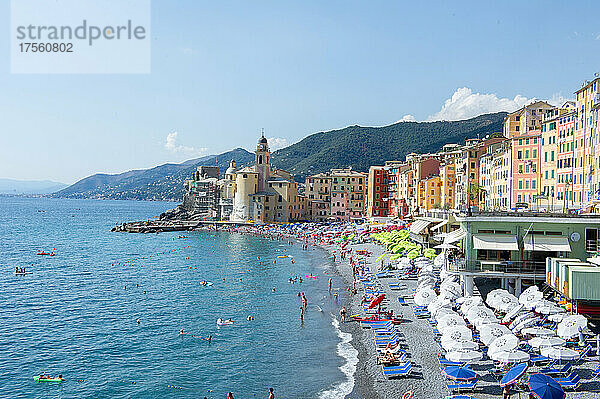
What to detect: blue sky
<box><xmin>1</xmin><ymin>0</ymin><xmax>599</xmax><ymax>184</ymax></box>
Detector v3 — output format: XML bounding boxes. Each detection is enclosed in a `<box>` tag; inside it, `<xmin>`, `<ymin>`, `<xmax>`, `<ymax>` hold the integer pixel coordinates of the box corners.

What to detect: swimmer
<box><xmin>247</xmin><ymin>315</ymin><xmax>254</xmax><ymax>321</ymax></box>
<box><xmin>272</xmin><ymin>287</ymin><xmax>276</xmax><ymax>292</ymax></box>
<box><xmin>179</xmin><ymin>329</ymin><xmax>184</xmax><ymax>335</ymax></box>
<box><xmin>136</xmin><ymin>318</ymin><xmax>141</xmax><ymax>324</ymax></box>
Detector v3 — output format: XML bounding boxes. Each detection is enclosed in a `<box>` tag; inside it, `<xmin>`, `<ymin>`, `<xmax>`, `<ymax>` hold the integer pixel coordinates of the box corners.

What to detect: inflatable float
<box><xmin>37</xmin><ymin>252</ymin><xmax>55</xmax><ymax>256</ymax></box>
<box><xmin>200</xmin><ymin>281</ymin><xmax>213</xmax><ymax>286</ymax></box>
<box><xmin>216</xmin><ymin>318</ymin><xmax>234</xmax><ymax>326</ymax></box>
<box><xmin>305</xmin><ymin>275</ymin><xmax>317</xmax><ymax>279</ymax></box>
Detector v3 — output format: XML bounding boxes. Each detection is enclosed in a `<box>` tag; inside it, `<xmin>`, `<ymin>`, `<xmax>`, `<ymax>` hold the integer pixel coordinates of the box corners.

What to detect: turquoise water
<box><xmin>0</xmin><ymin>197</ymin><xmax>349</xmax><ymax>398</ymax></box>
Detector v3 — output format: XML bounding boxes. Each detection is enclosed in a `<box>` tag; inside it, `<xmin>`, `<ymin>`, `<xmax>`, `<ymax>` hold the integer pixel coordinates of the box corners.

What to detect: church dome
<box><xmin>225</xmin><ymin>159</ymin><xmax>236</xmax><ymax>175</ymax></box>
<box><xmin>258</xmin><ymin>135</ymin><xmax>268</xmax><ymax>144</ymax></box>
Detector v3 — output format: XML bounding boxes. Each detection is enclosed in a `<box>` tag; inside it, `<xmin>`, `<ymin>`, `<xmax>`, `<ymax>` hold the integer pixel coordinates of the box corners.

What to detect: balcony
<box><xmin>446</xmin><ymin>260</ymin><xmax>546</xmax><ymax>276</ymax></box>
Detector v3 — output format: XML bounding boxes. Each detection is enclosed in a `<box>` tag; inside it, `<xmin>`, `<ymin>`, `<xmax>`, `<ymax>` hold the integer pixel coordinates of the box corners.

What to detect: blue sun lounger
<box><xmin>447</xmin><ymin>379</ymin><xmax>478</xmax><ymax>393</ymax></box>
<box><xmin>382</xmin><ymin>362</ymin><xmax>412</xmax><ymax>378</ymax></box>
<box><xmin>557</xmin><ymin>375</ymin><xmax>581</xmax><ymax>390</ymax></box>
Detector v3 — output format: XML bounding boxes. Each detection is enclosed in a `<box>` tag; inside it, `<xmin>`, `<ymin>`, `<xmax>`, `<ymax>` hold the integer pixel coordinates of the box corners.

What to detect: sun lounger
<box><xmin>576</xmin><ymin>344</ymin><xmax>592</xmax><ymax>362</ymax></box>
<box><xmin>540</xmin><ymin>363</ymin><xmax>572</xmax><ymax>376</ymax></box>
<box><xmin>557</xmin><ymin>375</ymin><xmax>581</xmax><ymax>390</ymax></box>
<box><xmin>382</xmin><ymin>362</ymin><xmax>412</xmax><ymax>378</ymax></box>
<box><xmin>530</xmin><ymin>355</ymin><xmax>553</xmax><ymax>364</ymax></box>
<box><xmin>447</xmin><ymin>379</ymin><xmax>478</xmax><ymax>393</ymax></box>
<box><xmin>554</xmin><ymin>372</ymin><xmax>579</xmax><ymax>382</ymax></box>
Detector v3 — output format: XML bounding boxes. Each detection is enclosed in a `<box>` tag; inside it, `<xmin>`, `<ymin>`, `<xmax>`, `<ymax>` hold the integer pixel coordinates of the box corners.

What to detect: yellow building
<box><xmin>305</xmin><ymin>172</ymin><xmax>332</xmax><ymax>221</ymax></box>
<box><xmin>439</xmin><ymin>160</ymin><xmax>456</xmax><ymax>210</ymax></box>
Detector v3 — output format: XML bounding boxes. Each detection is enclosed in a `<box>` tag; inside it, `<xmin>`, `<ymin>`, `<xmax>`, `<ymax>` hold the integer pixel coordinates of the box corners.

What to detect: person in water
<box><xmin>340</xmin><ymin>306</ymin><xmax>347</xmax><ymax>322</ymax></box>
<box><xmin>300</xmin><ymin>306</ymin><xmax>304</xmax><ymax>321</ymax></box>
<box><xmin>228</xmin><ymin>392</ymin><xmax>234</xmax><ymax>399</ymax></box>
<box><xmin>268</xmin><ymin>387</ymin><xmax>275</xmax><ymax>399</ymax></box>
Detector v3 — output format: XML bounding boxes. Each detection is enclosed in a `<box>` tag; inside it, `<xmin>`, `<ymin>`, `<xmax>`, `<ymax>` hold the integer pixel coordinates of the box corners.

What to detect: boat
<box><xmin>216</xmin><ymin>318</ymin><xmax>234</xmax><ymax>326</ymax></box>
<box><xmin>33</xmin><ymin>376</ymin><xmax>63</xmax><ymax>383</ymax></box>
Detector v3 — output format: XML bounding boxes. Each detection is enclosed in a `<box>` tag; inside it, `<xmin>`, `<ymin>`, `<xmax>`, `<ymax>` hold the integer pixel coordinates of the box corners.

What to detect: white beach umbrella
<box><xmin>486</xmin><ymin>289</ymin><xmax>510</xmax><ymax>307</ymax></box>
<box><xmin>540</xmin><ymin>346</ymin><xmax>580</xmax><ymax>361</ymax></box>
<box><xmin>534</xmin><ymin>300</ymin><xmax>565</xmax><ymax>315</ymax></box>
<box><xmin>439</xmin><ymin>289</ymin><xmax>461</xmax><ymax>301</ymax></box>
<box><xmin>529</xmin><ymin>336</ymin><xmax>566</xmax><ymax>349</ymax></box>
<box><xmin>428</xmin><ymin>298</ymin><xmax>453</xmax><ymax>314</ymax></box>
<box><xmin>459</xmin><ymin>297</ymin><xmax>483</xmax><ymax>314</ymax></box>
<box><xmin>521</xmin><ymin>327</ymin><xmax>556</xmax><ymax>337</ymax></box>
<box><xmin>472</xmin><ymin>316</ymin><xmax>498</xmax><ymax>328</ymax></box>
<box><xmin>548</xmin><ymin>313</ymin><xmax>567</xmax><ymax>323</ymax></box>
<box><xmin>510</xmin><ymin>312</ymin><xmax>537</xmax><ymax>329</ymax></box>
<box><xmin>512</xmin><ymin>317</ymin><xmax>538</xmax><ymax>333</ymax></box>
<box><xmin>434</xmin><ymin>243</ymin><xmax>459</xmax><ymax>250</ymax></box>
<box><xmin>521</xmin><ymin>285</ymin><xmax>540</xmax><ymax>296</ymax></box>
<box><xmin>417</xmin><ymin>281</ymin><xmax>436</xmax><ymax>291</ymax></box>
<box><xmin>519</xmin><ymin>290</ymin><xmax>543</xmax><ymax>309</ymax></box>
<box><xmin>490</xmin><ymin>350</ymin><xmax>530</xmax><ymax>363</ymax></box>
<box><xmin>480</xmin><ymin>324</ymin><xmax>511</xmax><ymax>346</ymax></box>
<box><xmin>442</xmin><ymin>325</ymin><xmax>473</xmax><ymax>342</ymax></box>
<box><xmin>497</xmin><ymin>299</ymin><xmax>521</xmax><ymax>313</ymax></box>
<box><xmin>433</xmin><ymin>308</ymin><xmax>459</xmax><ymax>320</ymax></box>
<box><xmin>445</xmin><ymin>350</ymin><xmax>483</xmax><ymax>363</ymax></box>
<box><xmin>440</xmin><ymin>280</ymin><xmax>461</xmax><ymax>292</ymax></box>
<box><xmin>557</xmin><ymin>314</ymin><xmax>588</xmax><ymax>339</ymax></box>
<box><xmin>502</xmin><ymin>304</ymin><xmax>525</xmax><ymax>324</ymax></box>
<box><xmin>466</xmin><ymin>306</ymin><xmax>496</xmax><ymax>322</ymax></box>
<box><xmin>414</xmin><ymin>288</ymin><xmax>437</xmax><ymax>306</ymax></box>
<box><xmin>442</xmin><ymin>340</ymin><xmax>479</xmax><ymax>351</ymax></box>
<box><xmin>488</xmin><ymin>334</ymin><xmax>519</xmax><ymax>354</ymax></box>
<box><xmin>438</xmin><ymin>314</ymin><xmax>467</xmax><ymax>332</ymax></box>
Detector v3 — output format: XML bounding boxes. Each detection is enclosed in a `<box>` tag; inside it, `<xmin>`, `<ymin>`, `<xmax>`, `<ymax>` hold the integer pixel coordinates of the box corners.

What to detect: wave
<box><xmin>318</xmin><ymin>316</ymin><xmax>359</xmax><ymax>399</ymax></box>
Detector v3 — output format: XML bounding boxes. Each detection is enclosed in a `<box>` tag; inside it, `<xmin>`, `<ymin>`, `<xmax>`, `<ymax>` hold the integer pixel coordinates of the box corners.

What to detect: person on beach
<box><xmin>268</xmin><ymin>387</ymin><xmax>275</xmax><ymax>399</ymax></box>
<box><xmin>339</xmin><ymin>306</ymin><xmax>347</xmax><ymax>322</ymax></box>
<box><xmin>502</xmin><ymin>384</ymin><xmax>511</xmax><ymax>399</ymax></box>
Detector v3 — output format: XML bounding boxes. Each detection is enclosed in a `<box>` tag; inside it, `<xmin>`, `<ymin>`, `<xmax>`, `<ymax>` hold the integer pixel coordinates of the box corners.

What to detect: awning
<box><xmin>473</xmin><ymin>234</ymin><xmax>518</xmax><ymax>251</ymax></box>
<box><xmin>523</xmin><ymin>235</ymin><xmax>571</xmax><ymax>252</ymax></box>
<box><xmin>409</xmin><ymin>219</ymin><xmax>432</xmax><ymax>234</ymax></box>
<box><xmin>432</xmin><ymin>220</ymin><xmax>449</xmax><ymax>231</ymax></box>
<box><xmin>444</xmin><ymin>228</ymin><xmax>467</xmax><ymax>244</ymax></box>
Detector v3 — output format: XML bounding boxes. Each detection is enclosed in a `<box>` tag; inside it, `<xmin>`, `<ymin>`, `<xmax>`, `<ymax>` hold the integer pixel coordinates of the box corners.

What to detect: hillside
<box><xmin>54</xmin><ymin>112</ymin><xmax>506</xmax><ymax>200</ymax></box>
<box><xmin>270</xmin><ymin>112</ymin><xmax>506</xmax><ymax>180</ymax></box>
<box><xmin>54</xmin><ymin>148</ymin><xmax>254</xmax><ymax>201</ymax></box>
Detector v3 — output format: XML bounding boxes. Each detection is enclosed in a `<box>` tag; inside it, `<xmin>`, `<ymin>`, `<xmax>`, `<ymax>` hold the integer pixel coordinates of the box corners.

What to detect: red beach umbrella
<box><xmin>369</xmin><ymin>294</ymin><xmax>386</xmax><ymax>309</ymax></box>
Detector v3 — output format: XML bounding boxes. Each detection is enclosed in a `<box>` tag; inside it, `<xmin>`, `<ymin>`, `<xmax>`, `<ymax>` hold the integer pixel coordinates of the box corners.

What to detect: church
<box><xmin>225</xmin><ymin>134</ymin><xmax>307</xmax><ymax>223</ymax></box>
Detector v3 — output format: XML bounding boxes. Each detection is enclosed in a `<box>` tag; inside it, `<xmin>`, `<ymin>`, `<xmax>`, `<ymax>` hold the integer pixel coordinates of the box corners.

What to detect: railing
<box><xmin>446</xmin><ymin>259</ymin><xmax>546</xmax><ymax>275</ymax></box>
<box><xmin>586</xmin><ymin>239</ymin><xmax>598</xmax><ymax>252</ymax></box>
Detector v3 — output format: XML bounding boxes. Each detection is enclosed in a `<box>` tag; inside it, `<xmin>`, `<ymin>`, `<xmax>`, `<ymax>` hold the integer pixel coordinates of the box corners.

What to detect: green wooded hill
<box><xmin>270</xmin><ymin>112</ymin><xmax>506</xmax><ymax>180</ymax></box>
<box><xmin>54</xmin><ymin>112</ymin><xmax>506</xmax><ymax>200</ymax></box>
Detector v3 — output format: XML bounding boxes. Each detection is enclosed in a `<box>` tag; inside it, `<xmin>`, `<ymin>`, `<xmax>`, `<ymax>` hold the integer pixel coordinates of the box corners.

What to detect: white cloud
<box><xmin>164</xmin><ymin>132</ymin><xmax>207</xmax><ymax>156</ymax></box>
<box><xmin>547</xmin><ymin>93</ymin><xmax>572</xmax><ymax>107</ymax></box>
<box><xmin>427</xmin><ymin>87</ymin><xmax>531</xmax><ymax>121</ymax></box>
<box><xmin>267</xmin><ymin>137</ymin><xmax>289</xmax><ymax>151</ymax></box>
<box><xmin>396</xmin><ymin>114</ymin><xmax>416</xmax><ymax>123</ymax></box>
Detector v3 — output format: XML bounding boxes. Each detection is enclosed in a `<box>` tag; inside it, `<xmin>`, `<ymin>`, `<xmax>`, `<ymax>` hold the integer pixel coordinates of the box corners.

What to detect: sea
<box><xmin>0</xmin><ymin>197</ymin><xmax>358</xmax><ymax>398</ymax></box>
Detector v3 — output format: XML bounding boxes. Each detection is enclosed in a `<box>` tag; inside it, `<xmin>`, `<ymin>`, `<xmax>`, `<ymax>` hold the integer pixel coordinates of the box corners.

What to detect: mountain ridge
<box><xmin>54</xmin><ymin>112</ymin><xmax>507</xmax><ymax>200</ymax></box>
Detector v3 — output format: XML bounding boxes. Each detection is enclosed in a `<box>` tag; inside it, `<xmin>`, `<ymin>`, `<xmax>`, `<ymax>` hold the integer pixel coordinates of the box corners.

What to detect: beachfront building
<box><xmin>479</xmin><ymin>138</ymin><xmax>511</xmax><ymax>211</ymax></box>
<box><xmin>183</xmin><ymin>166</ymin><xmax>221</xmax><ymax>219</ymax></box>
<box><xmin>330</xmin><ymin>168</ymin><xmax>367</xmax><ymax>220</ymax></box>
<box><xmin>305</xmin><ymin>173</ymin><xmax>332</xmax><ymax>222</ymax></box>
<box><xmin>439</xmin><ymin>159</ymin><xmax>456</xmax><ymax>210</ymax></box>
<box><xmin>503</xmin><ymin>101</ymin><xmax>555</xmax><ymax>138</ymax></box>
<box><xmin>229</xmin><ymin>134</ymin><xmax>306</xmax><ymax>223</ymax></box>
<box><xmin>510</xmin><ymin>130</ymin><xmax>541</xmax><ymax>209</ymax></box>
<box><xmin>366</xmin><ymin>166</ymin><xmax>389</xmax><ymax>217</ymax></box>
<box><xmin>446</xmin><ymin>213</ymin><xmax>600</xmax><ymax>297</ymax></box>
<box><xmin>574</xmin><ymin>77</ymin><xmax>600</xmax><ymax>210</ymax></box>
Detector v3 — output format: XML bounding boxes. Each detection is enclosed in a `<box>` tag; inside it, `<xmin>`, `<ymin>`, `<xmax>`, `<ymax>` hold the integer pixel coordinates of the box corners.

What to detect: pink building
<box><xmin>330</xmin><ymin>191</ymin><xmax>348</xmax><ymax>221</ymax></box>
<box><xmin>511</xmin><ymin>131</ymin><xmax>541</xmax><ymax>207</ymax></box>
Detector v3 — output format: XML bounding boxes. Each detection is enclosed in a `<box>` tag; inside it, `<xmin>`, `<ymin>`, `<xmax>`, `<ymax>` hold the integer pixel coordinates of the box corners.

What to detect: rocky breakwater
<box><xmin>112</xmin><ymin>205</ymin><xmax>203</xmax><ymax>233</ymax></box>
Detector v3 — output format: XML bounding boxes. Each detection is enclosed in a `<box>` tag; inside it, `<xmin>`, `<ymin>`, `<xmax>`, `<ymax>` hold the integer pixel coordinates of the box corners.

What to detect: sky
<box><xmin>1</xmin><ymin>0</ymin><xmax>600</xmax><ymax>184</ymax></box>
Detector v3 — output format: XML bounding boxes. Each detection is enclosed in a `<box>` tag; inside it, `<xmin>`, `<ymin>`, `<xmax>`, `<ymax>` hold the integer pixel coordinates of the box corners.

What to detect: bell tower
<box><xmin>255</xmin><ymin>129</ymin><xmax>271</xmax><ymax>191</ymax></box>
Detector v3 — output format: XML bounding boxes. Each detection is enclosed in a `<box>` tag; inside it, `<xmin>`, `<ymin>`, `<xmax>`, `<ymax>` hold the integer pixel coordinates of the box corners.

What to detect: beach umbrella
<box><xmin>434</xmin><ymin>243</ymin><xmax>459</xmax><ymax>250</ymax></box>
<box><xmin>466</xmin><ymin>306</ymin><xmax>496</xmax><ymax>322</ymax></box>
<box><xmin>548</xmin><ymin>313</ymin><xmax>567</xmax><ymax>323</ymax></box>
<box><xmin>438</xmin><ymin>314</ymin><xmax>467</xmax><ymax>331</ymax></box>
<box><xmin>535</xmin><ymin>300</ymin><xmax>565</xmax><ymax>315</ymax></box>
<box><xmin>540</xmin><ymin>346</ymin><xmax>579</xmax><ymax>361</ymax></box>
<box><xmin>368</xmin><ymin>294</ymin><xmax>386</xmax><ymax>309</ymax></box>
<box><xmin>502</xmin><ymin>303</ymin><xmax>525</xmax><ymax>323</ymax></box>
<box><xmin>479</xmin><ymin>324</ymin><xmax>511</xmax><ymax>346</ymax></box>
<box><xmin>519</xmin><ymin>289</ymin><xmax>544</xmax><ymax>309</ymax></box>
<box><xmin>521</xmin><ymin>327</ymin><xmax>556</xmax><ymax>337</ymax></box>
<box><xmin>442</xmin><ymin>340</ymin><xmax>479</xmax><ymax>351</ymax></box>
<box><xmin>557</xmin><ymin>314</ymin><xmax>588</xmax><ymax>339</ymax></box>
<box><xmin>497</xmin><ymin>299</ymin><xmax>521</xmax><ymax>313</ymax></box>
<box><xmin>414</xmin><ymin>288</ymin><xmax>437</xmax><ymax>306</ymax></box>
<box><xmin>510</xmin><ymin>313</ymin><xmax>537</xmax><ymax>329</ymax></box>
<box><xmin>486</xmin><ymin>289</ymin><xmax>510</xmax><ymax>307</ymax></box>
<box><xmin>489</xmin><ymin>350</ymin><xmax>530</xmax><ymax>363</ymax></box>
<box><xmin>445</xmin><ymin>350</ymin><xmax>483</xmax><ymax>363</ymax></box>
<box><xmin>434</xmin><ymin>308</ymin><xmax>459</xmax><ymax>321</ymax></box>
<box><xmin>442</xmin><ymin>325</ymin><xmax>473</xmax><ymax>342</ymax></box>
<box><xmin>459</xmin><ymin>297</ymin><xmax>483</xmax><ymax>314</ymax></box>
<box><xmin>527</xmin><ymin>373</ymin><xmax>565</xmax><ymax>399</ymax></box>
<box><xmin>488</xmin><ymin>334</ymin><xmax>519</xmax><ymax>354</ymax></box>
<box><xmin>472</xmin><ymin>316</ymin><xmax>498</xmax><ymax>328</ymax></box>
<box><xmin>512</xmin><ymin>317</ymin><xmax>538</xmax><ymax>333</ymax></box>
<box><xmin>500</xmin><ymin>362</ymin><xmax>528</xmax><ymax>387</ymax></box>
<box><xmin>529</xmin><ymin>336</ymin><xmax>565</xmax><ymax>349</ymax></box>
<box><xmin>441</xmin><ymin>365</ymin><xmax>478</xmax><ymax>381</ymax></box>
